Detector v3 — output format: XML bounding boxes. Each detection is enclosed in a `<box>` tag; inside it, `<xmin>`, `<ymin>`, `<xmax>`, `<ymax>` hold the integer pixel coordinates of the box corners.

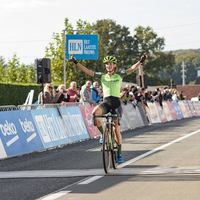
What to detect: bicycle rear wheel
<box><xmin>103</xmin><ymin>129</ymin><xmax>111</xmax><ymax>173</ymax></box>
<box><xmin>111</xmin><ymin>131</ymin><xmax>118</xmax><ymax>169</ymax></box>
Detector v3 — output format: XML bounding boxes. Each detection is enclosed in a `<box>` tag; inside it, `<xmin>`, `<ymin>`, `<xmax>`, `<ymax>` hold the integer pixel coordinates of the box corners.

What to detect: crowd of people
<box><xmin>120</xmin><ymin>85</ymin><xmax>186</xmax><ymax>109</ymax></box>
<box><xmin>38</xmin><ymin>80</ymin><xmax>104</xmax><ymax>105</ymax></box>
<box><xmin>38</xmin><ymin>82</ymin><xmax>186</xmax><ymax>109</ymax></box>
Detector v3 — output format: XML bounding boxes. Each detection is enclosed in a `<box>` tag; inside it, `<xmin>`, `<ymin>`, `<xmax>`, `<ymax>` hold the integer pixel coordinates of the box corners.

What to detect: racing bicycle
<box><xmin>93</xmin><ymin>110</ymin><xmax>119</xmax><ymax>173</ymax></box>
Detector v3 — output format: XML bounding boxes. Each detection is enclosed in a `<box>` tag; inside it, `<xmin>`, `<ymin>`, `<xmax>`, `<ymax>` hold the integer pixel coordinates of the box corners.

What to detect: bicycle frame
<box><xmin>93</xmin><ymin>112</ymin><xmax>119</xmax><ymax>173</ymax></box>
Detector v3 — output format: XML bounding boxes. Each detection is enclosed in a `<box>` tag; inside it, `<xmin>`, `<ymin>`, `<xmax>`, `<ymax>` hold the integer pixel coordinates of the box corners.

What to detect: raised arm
<box><xmin>126</xmin><ymin>53</ymin><xmax>147</xmax><ymax>75</ymax></box>
<box><xmin>69</xmin><ymin>55</ymin><xmax>93</xmax><ymax>76</ymax></box>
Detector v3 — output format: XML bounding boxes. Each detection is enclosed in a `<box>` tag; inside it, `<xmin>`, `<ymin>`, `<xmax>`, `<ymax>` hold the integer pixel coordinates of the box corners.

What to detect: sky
<box><xmin>0</xmin><ymin>0</ymin><xmax>200</xmax><ymax>65</ymax></box>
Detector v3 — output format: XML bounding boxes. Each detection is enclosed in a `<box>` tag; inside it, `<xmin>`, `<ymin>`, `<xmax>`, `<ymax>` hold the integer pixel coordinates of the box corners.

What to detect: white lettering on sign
<box><xmin>84</xmin><ymin>40</ymin><xmax>90</xmax><ymax>44</ymax></box>
<box><xmin>34</xmin><ymin>114</ymin><xmax>68</xmax><ymax>143</ymax></box>
<box><xmin>0</xmin><ymin>120</ymin><xmax>17</xmax><ymax>136</ymax></box>
<box><xmin>63</xmin><ymin>112</ymin><xmax>87</xmax><ymax>136</ymax></box>
<box><xmin>68</xmin><ymin>40</ymin><xmax>83</xmax><ymax>54</ymax></box>
<box><xmin>84</xmin><ymin>50</ymin><xmax>95</xmax><ymax>54</ymax></box>
<box><xmin>84</xmin><ymin>45</ymin><xmax>96</xmax><ymax>49</ymax></box>
<box><xmin>19</xmin><ymin>118</ymin><xmax>35</xmax><ymax>132</ymax></box>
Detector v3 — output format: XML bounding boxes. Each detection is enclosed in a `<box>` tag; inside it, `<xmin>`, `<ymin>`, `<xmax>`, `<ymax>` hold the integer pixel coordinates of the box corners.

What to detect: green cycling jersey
<box><xmin>92</xmin><ymin>70</ymin><xmax>129</xmax><ymax>98</ymax></box>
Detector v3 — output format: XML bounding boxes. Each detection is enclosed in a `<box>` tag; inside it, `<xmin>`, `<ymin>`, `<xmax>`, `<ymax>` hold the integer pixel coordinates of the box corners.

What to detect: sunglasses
<box><xmin>49</xmin><ymin>86</ymin><xmax>53</xmax><ymax>89</ymax></box>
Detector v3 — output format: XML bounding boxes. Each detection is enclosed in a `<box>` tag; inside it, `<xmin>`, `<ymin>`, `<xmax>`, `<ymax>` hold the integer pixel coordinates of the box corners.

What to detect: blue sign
<box><xmin>31</xmin><ymin>108</ymin><xmax>70</xmax><ymax>148</ymax></box>
<box><xmin>0</xmin><ymin>110</ymin><xmax>44</xmax><ymax>157</ymax></box>
<box><xmin>172</xmin><ymin>102</ymin><xmax>184</xmax><ymax>119</ymax></box>
<box><xmin>59</xmin><ymin>107</ymin><xmax>90</xmax><ymax>142</ymax></box>
<box><xmin>66</xmin><ymin>34</ymin><xmax>98</xmax><ymax>60</ymax></box>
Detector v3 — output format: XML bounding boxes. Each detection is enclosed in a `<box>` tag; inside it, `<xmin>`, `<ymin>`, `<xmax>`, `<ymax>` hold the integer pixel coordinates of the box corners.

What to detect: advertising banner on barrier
<box><xmin>187</xmin><ymin>100</ymin><xmax>197</xmax><ymax>116</ymax></box>
<box><xmin>59</xmin><ymin>107</ymin><xmax>90</xmax><ymax>142</ymax></box>
<box><xmin>155</xmin><ymin>102</ymin><xmax>167</xmax><ymax>122</ymax></box>
<box><xmin>167</xmin><ymin>102</ymin><xmax>178</xmax><ymax>120</ymax></box>
<box><xmin>0</xmin><ymin>138</ymin><xmax>7</xmax><ymax>159</ymax></box>
<box><xmin>137</xmin><ymin>102</ymin><xmax>149</xmax><ymax>126</ymax></box>
<box><xmin>178</xmin><ymin>101</ymin><xmax>188</xmax><ymax>118</ymax></box>
<box><xmin>79</xmin><ymin>105</ymin><xmax>100</xmax><ymax>137</ymax></box>
<box><xmin>122</xmin><ymin>103</ymin><xmax>144</xmax><ymax>128</ymax></box>
<box><xmin>192</xmin><ymin>101</ymin><xmax>200</xmax><ymax>116</ymax></box>
<box><xmin>31</xmin><ymin>108</ymin><xmax>70</xmax><ymax>148</ymax></box>
<box><xmin>146</xmin><ymin>102</ymin><xmax>161</xmax><ymax>124</ymax></box>
<box><xmin>172</xmin><ymin>102</ymin><xmax>184</xmax><ymax>119</ymax></box>
<box><xmin>183</xmin><ymin>101</ymin><xmax>193</xmax><ymax>117</ymax></box>
<box><xmin>162</xmin><ymin>102</ymin><xmax>173</xmax><ymax>121</ymax></box>
<box><xmin>0</xmin><ymin>110</ymin><xmax>44</xmax><ymax>157</ymax></box>
<box><xmin>120</xmin><ymin>104</ymin><xmax>131</xmax><ymax>131</ymax></box>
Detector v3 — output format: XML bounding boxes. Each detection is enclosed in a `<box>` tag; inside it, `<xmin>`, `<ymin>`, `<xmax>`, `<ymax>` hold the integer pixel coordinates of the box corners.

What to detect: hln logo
<box><xmin>68</xmin><ymin>40</ymin><xmax>83</xmax><ymax>54</ymax></box>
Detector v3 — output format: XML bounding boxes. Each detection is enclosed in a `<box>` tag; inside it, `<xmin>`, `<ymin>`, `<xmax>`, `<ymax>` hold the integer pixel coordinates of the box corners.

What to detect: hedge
<box><xmin>0</xmin><ymin>82</ymin><xmax>41</xmax><ymax>106</ymax></box>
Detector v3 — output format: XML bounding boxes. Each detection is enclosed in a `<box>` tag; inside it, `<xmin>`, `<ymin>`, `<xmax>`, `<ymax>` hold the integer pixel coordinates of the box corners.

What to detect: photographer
<box><xmin>41</xmin><ymin>83</ymin><xmax>62</xmax><ymax>104</ymax></box>
<box><xmin>56</xmin><ymin>84</ymin><xmax>70</xmax><ymax>103</ymax></box>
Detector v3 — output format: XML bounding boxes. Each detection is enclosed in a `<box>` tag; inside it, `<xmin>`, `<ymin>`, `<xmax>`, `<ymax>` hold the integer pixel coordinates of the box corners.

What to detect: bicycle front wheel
<box><xmin>103</xmin><ymin>129</ymin><xmax>111</xmax><ymax>173</ymax></box>
<box><xmin>111</xmin><ymin>131</ymin><xmax>118</xmax><ymax>169</ymax></box>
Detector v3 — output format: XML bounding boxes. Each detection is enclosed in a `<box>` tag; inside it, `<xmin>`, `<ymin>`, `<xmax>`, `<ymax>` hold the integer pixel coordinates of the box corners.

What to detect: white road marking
<box><xmin>41</xmin><ymin>191</ymin><xmax>71</xmax><ymax>200</ymax></box>
<box><xmin>78</xmin><ymin>176</ymin><xmax>103</xmax><ymax>185</ymax></box>
<box><xmin>118</xmin><ymin>129</ymin><xmax>200</xmax><ymax>168</ymax></box>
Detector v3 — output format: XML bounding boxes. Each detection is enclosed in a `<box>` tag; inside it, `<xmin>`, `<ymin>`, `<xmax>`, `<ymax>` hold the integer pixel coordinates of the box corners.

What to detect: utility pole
<box><xmin>181</xmin><ymin>61</ymin><xmax>186</xmax><ymax>85</ymax></box>
<box><xmin>136</xmin><ymin>65</ymin><xmax>144</xmax><ymax>88</ymax></box>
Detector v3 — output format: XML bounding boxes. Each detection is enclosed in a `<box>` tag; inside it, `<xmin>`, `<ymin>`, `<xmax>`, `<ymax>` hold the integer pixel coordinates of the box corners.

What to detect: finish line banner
<box><xmin>66</xmin><ymin>34</ymin><xmax>98</xmax><ymax>60</ymax></box>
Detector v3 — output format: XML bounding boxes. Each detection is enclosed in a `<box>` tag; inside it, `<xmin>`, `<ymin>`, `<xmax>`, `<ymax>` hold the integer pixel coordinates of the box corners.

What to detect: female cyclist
<box><xmin>69</xmin><ymin>53</ymin><xmax>147</xmax><ymax>163</ymax></box>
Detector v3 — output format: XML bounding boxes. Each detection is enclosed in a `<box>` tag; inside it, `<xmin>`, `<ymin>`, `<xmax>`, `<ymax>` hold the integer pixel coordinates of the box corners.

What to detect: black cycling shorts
<box><xmin>99</xmin><ymin>96</ymin><xmax>123</xmax><ymax>118</ymax></box>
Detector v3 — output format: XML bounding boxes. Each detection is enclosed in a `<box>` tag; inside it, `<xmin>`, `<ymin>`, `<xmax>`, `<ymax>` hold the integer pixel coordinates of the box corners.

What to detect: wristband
<box><xmin>73</xmin><ymin>60</ymin><xmax>78</xmax><ymax>64</ymax></box>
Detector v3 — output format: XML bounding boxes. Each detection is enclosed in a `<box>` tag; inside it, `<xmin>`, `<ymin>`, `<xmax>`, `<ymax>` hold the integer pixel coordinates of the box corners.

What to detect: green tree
<box><xmin>0</xmin><ymin>56</ymin><xmax>7</xmax><ymax>81</ymax></box>
<box><xmin>131</xmin><ymin>26</ymin><xmax>175</xmax><ymax>85</ymax></box>
<box><xmin>172</xmin><ymin>53</ymin><xmax>200</xmax><ymax>85</ymax></box>
<box><xmin>45</xmin><ymin>18</ymin><xmax>176</xmax><ymax>88</ymax></box>
<box><xmin>6</xmin><ymin>53</ymin><xmax>20</xmax><ymax>82</ymax></box>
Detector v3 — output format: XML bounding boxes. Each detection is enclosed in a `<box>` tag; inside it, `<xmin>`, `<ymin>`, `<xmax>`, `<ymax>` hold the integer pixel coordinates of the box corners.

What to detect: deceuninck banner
<box><xmin>31</xmin><ymin>108</ymin><xmax>70</xmax><ymax>148</ymax></box>
<box><xmin>59</xmin><ymin>107</ymin><xmax>90</xmax><ymax>142</ymax></box>
<box><xmin>0</xmin><ymin>110</ymin><xmax>44</xmax><ymax>157</ymax></box>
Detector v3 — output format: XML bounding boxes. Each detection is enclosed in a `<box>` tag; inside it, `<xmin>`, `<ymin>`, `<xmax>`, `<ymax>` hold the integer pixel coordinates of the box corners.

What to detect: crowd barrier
<box><xmin>0</xmin><ymin>100</ymin><xmax>199</xmax><ymax>159</ymax></box>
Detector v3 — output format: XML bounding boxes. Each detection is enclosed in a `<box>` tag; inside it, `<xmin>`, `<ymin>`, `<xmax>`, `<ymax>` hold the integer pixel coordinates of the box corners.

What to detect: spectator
<box><xmin>91</xmin><ymin>81</ymin><xmax>103</xmax><ymax>103</ymax></box>
<box><xmin>156</xmin><ymin>88</ymin><xmax>163</xmax><ymax>107</ymax></box>
<box><xmin>129</xmin><ymin>85</ymin><xmax>137</xmax><ymax>103</ymax></box>
<box><xmin>56</xmin><ymin>84</ymin><xmax>70</xmax><ymax>103</ymax></box>
<box><xmin>172</xmin><ymin>90</ymin><xmax>178</xmax><ymax>102</ymax></box>
<box><xmin>120</xmin><ymin>87</ymin><xmax>129</xmax><ymax>105</ymax></box>
<box><xmin>178</xmin><ymin>91</ymin><xmax>186</xmax><ymax>100</ymax></box>
<box><xmin>41</xmin><ymin>83</ymin><xmax>62</xmax><ymax>104</ymax></box>
<box><xmin>80</xmin><ymin>81</ymin><xmax>96</xmax><ymax>106</ymax></box>
<box><xmin>151</xmin><ymin>90</ymin><xmax>157</xmax><ymax>102</ymax></box>
<box><xmin>68</xmin><ymin>81</ymin><xmax>80</xmax><ymax>102</ymax></box>
<box><xmin>168</xmin><ymin>89</ymin><xmax>173</xmax><ymax>101</ymax></box>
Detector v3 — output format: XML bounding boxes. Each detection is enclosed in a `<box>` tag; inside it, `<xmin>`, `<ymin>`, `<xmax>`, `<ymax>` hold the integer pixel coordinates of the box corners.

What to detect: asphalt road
<box><xmin>1</xmin><ymin>116</ymin><xmax>200</xmax><ymax>200</ymax></box>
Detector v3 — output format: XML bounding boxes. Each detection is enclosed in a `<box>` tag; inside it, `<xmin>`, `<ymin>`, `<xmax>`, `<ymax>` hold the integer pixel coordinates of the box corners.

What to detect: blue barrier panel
<box><xmin>0</xmin><ymin>110</ymin><xmax>44</xmax><ymax>157</ymax></box>
<box><xmin>59</xmin><ymin>107</ymin><xmax>90</xmax><ymax>142</ymax></box>
<box><xmin>31</xmin><ymin>108</ymin><xmax>70</xmax><ymax>148</ymax></box>
<box><xmin>172</xmin><ymin>102</ymin><xmax>184</xmax><ymax>119</ymax></box>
